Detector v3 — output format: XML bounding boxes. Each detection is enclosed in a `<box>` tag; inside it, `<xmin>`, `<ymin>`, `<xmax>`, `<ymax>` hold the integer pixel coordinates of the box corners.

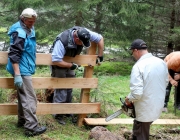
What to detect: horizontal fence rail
<box><xmin>0</xmin><ymin>51</ymin><xmax>97</xmax><ymax>66</ymax></box>
<box><xmin>0</xmin><ymin>77</ymin><xmax>98</xmax><ymax>89</ymax></box>
<box><xmin>0</xmin><ymin>103</ymin><xmax>101</xmax><ymax>115</ymax></box>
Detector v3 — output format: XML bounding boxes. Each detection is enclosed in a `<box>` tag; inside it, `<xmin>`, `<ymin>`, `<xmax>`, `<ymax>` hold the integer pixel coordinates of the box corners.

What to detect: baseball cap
<box><xmin>129</xmin><ymin>39</ymin><xmax>147</xmax><ymax>50</ymax></box>
<box><xmin>77</xmin><ymin>28</ymin><xmax>91</xmax><ymax>48</ymax></box>
<box><xmin>20</xmin><ymin>8</ymin><xmax>37</xmax><ymax>18</ymax></box>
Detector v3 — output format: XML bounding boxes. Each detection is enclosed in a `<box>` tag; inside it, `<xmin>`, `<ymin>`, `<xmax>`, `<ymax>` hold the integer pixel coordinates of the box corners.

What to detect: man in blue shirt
<box><xmin>50</xmin><ymin>26</ymin><xmax>104</xmax><ymax>125</ymax></box>
<box><xmin>6</xmin><ymin>8</ymin><xmax>46</xmax><ymax>136</ymax></box>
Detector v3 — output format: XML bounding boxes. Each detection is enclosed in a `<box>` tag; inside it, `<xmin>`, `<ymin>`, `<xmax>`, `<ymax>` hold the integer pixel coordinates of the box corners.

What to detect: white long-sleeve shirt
<box><xmin>127</xmin><ymin>53</ymin><xmax>168</xmax><ymax>122</ymax></box>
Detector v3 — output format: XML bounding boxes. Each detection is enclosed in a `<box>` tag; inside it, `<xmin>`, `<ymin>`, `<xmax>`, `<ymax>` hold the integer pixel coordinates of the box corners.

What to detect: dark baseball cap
<box><xmin>129</xmin><ymin>39</ymin><xmax>147</xmax><ymax>50</ymax></box>
<box><xmin>77</xmin><ymin>28</ymin><xmax>91</xmax><ymax>48</ymax></box>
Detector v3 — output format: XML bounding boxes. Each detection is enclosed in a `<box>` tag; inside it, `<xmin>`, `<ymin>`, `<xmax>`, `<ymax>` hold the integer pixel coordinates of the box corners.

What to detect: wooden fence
<box><xmin>0</xmin><ymin>42</ymin><xmax>100</xmax><ymax>126</ymax></box>
<box><xmin>1</xmin><ymin>42</ymin><xmax>180</xmax><ymax>126</ymax></box>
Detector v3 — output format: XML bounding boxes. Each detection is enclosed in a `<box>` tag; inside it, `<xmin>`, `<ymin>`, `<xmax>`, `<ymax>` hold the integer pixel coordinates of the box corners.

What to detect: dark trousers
<box><xmin>164</xmin><ymin>69</ymin><xmax>180</xmax><ymax>107</ymax></box>
<box><xmin>51</xmin><ymin>66</ymin><xmax>75</xmax><ymax>103</ymax></box>
<box><xmin>17</xmin><ymin>76</ymin><xmax>38</xmax><ymax>130</ymax></box>
<box><xmin>132</xmin><ymin>120</ymin><xmax>152</xmax><ymax>140</ymax></box>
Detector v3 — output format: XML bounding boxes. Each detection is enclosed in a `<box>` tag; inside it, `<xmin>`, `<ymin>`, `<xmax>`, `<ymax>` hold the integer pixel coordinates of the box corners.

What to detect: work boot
<box><xmin>25</xmin><ymin>126</ymin><xmax>47</xmax><ymax>137</ymax></box>
<box><xmin>55</xmin><ymin>115</ymin><xmax>66</xmax><ymax>125</ymax></box>
<box><xmin>65</xmin><ymin>114</ymin><xmax>77</xmax><ymax>123</ymax></box>
<box><xmin>17</xmin><ymin>121</ymin><xmax>25</xmax><ymax>128</ymax></box>
<box><xmin>71</xmin><ymin>114</ymin><xmax>77</xmax><ymax>123</ymax></box>
<box><xmin>17</xmin><ymin>122</ymin><xmax>25</xmax><ymax>128</ymax></box>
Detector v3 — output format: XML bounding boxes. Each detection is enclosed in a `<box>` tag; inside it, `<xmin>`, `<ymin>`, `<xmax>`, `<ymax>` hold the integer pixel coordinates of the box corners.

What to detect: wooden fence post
<box><xmin>77</xmin><ymin>42</ymin><xmax>97</xmax><ymax>126</ymax></box>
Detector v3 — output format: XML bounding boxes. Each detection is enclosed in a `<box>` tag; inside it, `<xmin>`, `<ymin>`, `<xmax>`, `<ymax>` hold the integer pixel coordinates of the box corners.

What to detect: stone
<box><xmin>88</xmin><ymin>126</ymin><xmax>122</xmax><ymax>140</ymax></box>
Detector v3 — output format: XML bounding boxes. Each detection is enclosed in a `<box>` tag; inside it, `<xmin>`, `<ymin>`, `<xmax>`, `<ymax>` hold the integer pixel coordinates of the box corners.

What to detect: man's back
<box><xmin>131</xmin><ymin>53</ymin><xmax>168</xmax><ymax>122</ymax></box>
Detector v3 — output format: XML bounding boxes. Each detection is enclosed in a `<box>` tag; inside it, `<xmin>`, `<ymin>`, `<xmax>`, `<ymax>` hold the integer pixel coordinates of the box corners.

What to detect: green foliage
<box><xmin>0</xmin><ymin>0</ymin><xmax>155</xmax><ymax>51</ymax></box>
<box><xmin>94</xmin><ymin>61</ymin><xmax>134</xmax><ymax>76</ymax></box>
<box><xmin>0</xmin><ymin>88</ymin><xmax>6</xmax><ymax>103</ymax></box>
<box><xmin>0</xmin><ymin>65</ymin><xmax>11</xmax><ymax>77</ymax></box>
<box><xmin>34</xmin><ymin>66</ymin><xmax>51</xmax><ymax>77</ymax></box>
<box><xmin>1</xmin><ymin>0</ymin><xmax>180</xmax><ymax>53</ymax></box>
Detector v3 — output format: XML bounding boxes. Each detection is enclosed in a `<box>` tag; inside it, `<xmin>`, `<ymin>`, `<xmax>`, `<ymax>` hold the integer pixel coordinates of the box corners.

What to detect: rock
<box><xmin>88</xmin><ymin>126</ymin><xmax>122</xmax><ymax>140</ymax></box>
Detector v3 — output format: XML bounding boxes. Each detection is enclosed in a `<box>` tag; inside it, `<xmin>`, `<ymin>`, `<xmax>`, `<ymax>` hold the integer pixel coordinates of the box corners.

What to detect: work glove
<box><xmin>96</xmin><ymin>56</ymin><xmax>103</xmax><ymax>65</ymax></box>
<box><xmin>70</xmin><ymin>63</ymin><xmax>79</xmax><ymax>70</ymax></box>
<box><xmin>14</xmin><ymin>75</ymin><xmax>23</xmax><ymax>88</ymax></box>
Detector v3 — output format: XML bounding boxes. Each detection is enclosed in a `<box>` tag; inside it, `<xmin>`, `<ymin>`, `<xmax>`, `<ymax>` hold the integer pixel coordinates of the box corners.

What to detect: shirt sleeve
<box><xmin>51</xmin><ymin>40</ymin><xmax>66</xmax><ymax>62</ymax></box>
<box><xmin>127</xmin><ymin>65</ymin><xmax>144</xmax><ymax>101</ymax></box>
<box><xmin>85</xmin><ymin>28</ymin><xmax>102</xmax><ymax>43</ymax></box>
<box><xmin>8</xmin><ymin>32</ymin><xmax>25</xmax><ymax>63</ymax></box>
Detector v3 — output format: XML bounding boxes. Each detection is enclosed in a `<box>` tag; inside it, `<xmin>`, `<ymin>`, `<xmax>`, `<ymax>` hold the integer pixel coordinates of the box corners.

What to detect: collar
<box><xmin>20</xmin><ymin>20</ymin><xmax>32</xmax><ymax>36</ymax></box>
<box><xmin>137</xmin><ymin>53</ymin><xmax>153</xmax><ymax>62</ymax></box>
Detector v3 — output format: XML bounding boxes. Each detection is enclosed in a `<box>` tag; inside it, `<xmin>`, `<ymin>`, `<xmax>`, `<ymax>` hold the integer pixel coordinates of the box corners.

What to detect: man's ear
<box><xmin>21</xmin><ymin>17</ymin><xmax>26</xmax><ymax>22</ymax></box>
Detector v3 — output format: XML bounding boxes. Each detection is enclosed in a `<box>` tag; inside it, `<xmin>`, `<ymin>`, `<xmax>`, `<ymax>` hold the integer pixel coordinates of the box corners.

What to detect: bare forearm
<box><xmin>12</xmin><ymin>63</ymin><xmax>20</xmax><ymax>75</ymax></box>
<box><xmin>52</xmin><ymin>61</ymin><xmax>72</xmax><ymax>68</ymax></box>
<box><xmin>97</xmin><ymin>37</ymin><xmax>104</xmax><ymax>56</ymax></box>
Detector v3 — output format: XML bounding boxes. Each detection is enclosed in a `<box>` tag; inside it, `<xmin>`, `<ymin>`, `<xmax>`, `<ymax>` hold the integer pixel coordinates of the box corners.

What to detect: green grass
<box><xmin>0</xmin><ymin>115</ymin><xmax>90</xmax><ymax>140</ymax></box>
<box><xmin>0</xmin><ymin>62</ymin><xmax>180</xmax><ymax>139</ymax></box>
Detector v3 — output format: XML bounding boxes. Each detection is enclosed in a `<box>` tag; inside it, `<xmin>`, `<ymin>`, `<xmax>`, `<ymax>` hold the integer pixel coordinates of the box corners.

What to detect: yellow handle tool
<box><xmin>79</xmin><ymin>64</ymin><xmax>92</xmax><ymax>67</ymax></box>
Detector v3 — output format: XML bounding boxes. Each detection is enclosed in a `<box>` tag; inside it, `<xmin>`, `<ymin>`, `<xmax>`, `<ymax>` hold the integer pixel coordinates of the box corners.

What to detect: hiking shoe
<box><xmin>17</xmin><ymin>122</ymin><xmax>24</xmax><ymax>128</ymax></box>
<box><xmin>54</xmin><ymin>115</ymin><xmax>66</xmax><ymax>125</ymax></box>
<box><xmin>65</xmin><ymin>114</ymin><xmax>77</xmax><ymax>123</ymax></box>
<box><xmin>162</xmin><ymin>107</ymin><xmax>168</xmax><ymax>113</ymax></box>
<box><xmin>71</xmin><ymin>114</ymin><xmax>77</xmax><ymax>123</ymax></box>
<box><xmin>17</xmin><ymin>121</ymin><xmax>25</xmax><ymax>128</ymax></box>
<box><xmin>25</xmin><ymin>126</ymin><xmax>47</xmax><ymax>137</ymax></box>
<box><xmin>56</xmin><ymin>117</ymin><xmax>66</xmax><ymax>125</ymax></box>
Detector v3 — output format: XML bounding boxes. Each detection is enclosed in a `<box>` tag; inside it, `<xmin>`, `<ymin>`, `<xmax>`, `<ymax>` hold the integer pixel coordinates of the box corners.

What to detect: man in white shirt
<box><xmin>125</xmin><ymin>39</ymin><xmax>168</xmax><ymax>140</ymax></box>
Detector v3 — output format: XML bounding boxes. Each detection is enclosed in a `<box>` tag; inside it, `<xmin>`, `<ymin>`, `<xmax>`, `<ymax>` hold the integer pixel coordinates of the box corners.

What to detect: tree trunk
<box><xmin>167</xmin><ymin>0</ymin><xmax>175</xmax><ymax>54</ymax></box>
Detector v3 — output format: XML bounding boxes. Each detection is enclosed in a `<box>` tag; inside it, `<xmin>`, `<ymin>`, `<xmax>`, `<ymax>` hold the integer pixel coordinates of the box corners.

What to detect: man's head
<box><xmin>129</xmin><ymin>39</ymin><xmax>148</xmax><ymax>60</ymax></box>
<box><xmin>20</xmin><ymin>8</ymin><xmax>37</xmax><ymax>29</ymax></box>
<box><xmin>75</xmin><ymin>28</ymin><xmax>90</xmax><ymax>48</ymax></box>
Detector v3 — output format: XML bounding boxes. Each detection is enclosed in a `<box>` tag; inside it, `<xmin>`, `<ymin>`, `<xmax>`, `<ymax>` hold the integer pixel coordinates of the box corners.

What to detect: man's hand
<box><xmin>70</xmin><ymin>63</ymin><xmax>79</xmax><ymax>70</ymax></box>
<box><xmin>170</xmin><ymin>79</ymin><xmax>178</xmax><ymax>86</ymax></box>
<box><xmin>14</xmin><ymin>75</ymin><xmax>23</xmax><ymax>88</ymax></box>
<box><xmin>96</xmin><ymin>56</ymin><xmax>103</xmax><ymax>65</ymax></box>
<box><xmin>125</xmin><ymin>97</ymin><xmax>132</xmax><ymax>107</ymax></box>
<box><xmin>174</xmin><ymin>74</ymin><xmax>180</xmax><ymax>81</ymax></box>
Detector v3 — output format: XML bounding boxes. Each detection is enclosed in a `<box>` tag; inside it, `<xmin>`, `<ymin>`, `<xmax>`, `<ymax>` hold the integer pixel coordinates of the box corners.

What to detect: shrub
<box><xmin>94</xmin><ymin>61</ymin><xmax>134</xmax><ymax>76</ymax></box>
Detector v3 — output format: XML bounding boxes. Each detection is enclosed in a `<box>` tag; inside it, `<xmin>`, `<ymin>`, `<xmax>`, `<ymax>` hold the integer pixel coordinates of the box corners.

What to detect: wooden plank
<box><xmin>0</xmin><ymin>51</ymin><xmax>97</xmax><ymax>66</ymax></box>
<box><xmin>0</xmin><ymin>103</ymin><xmax>100</xmax><ymax>115</ymax></box>
<box><xmin>84</xmin><ymin>118</ymin><xmax>180</xmax><ymax>125</ymax></box>
<box><xmin>0</xmin><ymin>77</ymin><xmax>98</xmax><ymax>89</ymax></box>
